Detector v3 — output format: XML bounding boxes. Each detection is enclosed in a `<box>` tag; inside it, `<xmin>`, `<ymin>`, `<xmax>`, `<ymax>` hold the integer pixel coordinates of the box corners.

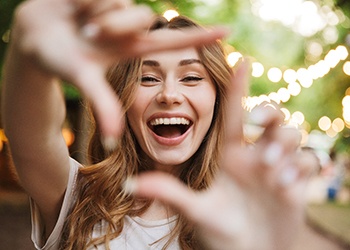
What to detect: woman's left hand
<box><xmin>126</xmin><ymin>61</ymin><xmax>317</xmax><ymax>250</ymax></box>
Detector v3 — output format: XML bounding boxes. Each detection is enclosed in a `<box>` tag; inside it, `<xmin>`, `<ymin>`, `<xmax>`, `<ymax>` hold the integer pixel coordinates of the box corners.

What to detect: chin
<box><xmin>151</xmin><ymin>154</ymin><xmax>193</xmax><ymax>172</ymax></box>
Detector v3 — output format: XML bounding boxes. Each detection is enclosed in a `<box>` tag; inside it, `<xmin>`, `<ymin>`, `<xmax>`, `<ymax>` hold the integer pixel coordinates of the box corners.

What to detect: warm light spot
<box><xmin>280</xmin><ymin>108</ymin><xmax>291</xmax><ymax>121</ymax></box>
<box><xmin>312</xmin><ymin>60</ymin><xmax>330</xmax><ymax>79</ymax></box>
<box><xmin>343</xmin><ymin>61</ymin><xmax>350</xmax><ymax>76</ymax></box>
<box><xmin>62</xmin><ymin>128</ymin><xmax>75</xmax><ymax>147</ymax></box>
<box><xmin>163</xmin><ymin>10</ymin><xmax>179</xmax><ymax>21</ymax></box>
<box><xmin>342</xmin><ymin>95</ymin><xmax>350</xmax><ymax>107</ymax></box>
<box><xmin>318</xmin><ymin>116</ymin><xmax>331</xmax><ymax>131</ymax></box>
<box><xmin>332</xmin><ymin>118</ymin><xmax>345</xmax><ymax>132</ymax></box>
<box><xmin>277</xmin><ymin>88</ymin><xmax>290</xmax><ymax>102</ymax></box>
<box><xmin>291</xmin><ymin>111</ymin><xmax>305</xmax><ymax>125</ymax></box>
<box><xmin>267</xmin><ymin>67</ymin><xmax>282</xmax><ymax>82</ymax></box>
<box><xmin>268</xmin><ymin>92</ymin><xmax>281</xmax><ymax>104</ymax></box>
<box><xmin>227</xmin><ymin>52</ymin><xmax>243</xmax><ymax>67</ymax></box>
<box><xmin>307</xmin><ymin>41</ymin><xmax>323</xmax><ymax>57</ymax></box>
<box><xmin>324</xmin><ymin>49</ymin><xmax>340</xmax><ymax>68</ymax></box>
<box><xmin>0</xmin><ymin>129</ymin><xmax>8</xmax><ymax>142</ymax></box>
<box><xmin>346</xmin><ymin>87</ymin><xmax>350</xmax><ymax>96</ymax></box>
<box><xmin>287</xmin><ymin>82</ymin><xmax>301</xmax><ymax>96</ymax></box>
<box><xmin>257</xmin><ymin>94</ymin><xmax>270</xmax><ymax>105</ymax></box>
<box><xmin>343</xmin><ymin>106</ymin><xmax>350</xmax><ymax>122</ymax></box>
<box><xmin>283</xmin><ymin>69</ymin><xmax>297</xmax><ymax>83</ymax></box>
<box><xmin>336</xmin><ymin>45</ymin><xmax>348</xmax><ymax>60</ymax></box>
<box><xmin>345</xmin><ymin>121</ymin><xmax>350</xmax><ymax>129</ymax></box>
<box><xmin>252</xmin><ymin>62</ymin><xmax>264</xmax><ymax>77</ymax></box>
<box><xmin>326</xmin><ymin>127</ymin><xmax>338</xmax><ymax>138</ymax></box>
<box><xmin>297</xmin><ymin>68</ymin><xmax>313</xmax><ymax>88</ymax></box>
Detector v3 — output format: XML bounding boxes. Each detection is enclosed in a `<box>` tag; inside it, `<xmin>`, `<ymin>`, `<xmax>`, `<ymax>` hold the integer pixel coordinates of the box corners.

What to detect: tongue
<box><xmin>154</xmin><ymin>125</ymin><xmax>182</xmax><ymax>138</ymax></box>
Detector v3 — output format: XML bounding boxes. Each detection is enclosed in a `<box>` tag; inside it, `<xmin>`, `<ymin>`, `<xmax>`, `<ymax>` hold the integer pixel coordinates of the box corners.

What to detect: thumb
<box><xmin>126</xmin><ymin>172</ymin><xmax>200</xmax><ymax>220</ymax></box>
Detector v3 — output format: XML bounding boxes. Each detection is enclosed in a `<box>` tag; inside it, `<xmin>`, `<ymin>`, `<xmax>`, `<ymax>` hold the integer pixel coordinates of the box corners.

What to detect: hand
<box><xmin>11</xmin><ymin>0</ymin><xmax>227</xmax><ymax>139</ymax></box>
<box><xmin>127</xmin><ymin>62</ymin><xmax>317</xmax><ymax>250</ymax></box>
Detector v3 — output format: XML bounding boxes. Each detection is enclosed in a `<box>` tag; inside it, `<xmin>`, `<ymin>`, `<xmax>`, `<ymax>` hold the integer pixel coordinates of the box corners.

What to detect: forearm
<box><xmin>1</xmin><ymin>37</ymin><xmax>72</xmax><ymax>227</ymax></box>
<box><xmin>2</xmin><ymin>42</ymin><xmax>67</xmax><ymax>162</ymax></box>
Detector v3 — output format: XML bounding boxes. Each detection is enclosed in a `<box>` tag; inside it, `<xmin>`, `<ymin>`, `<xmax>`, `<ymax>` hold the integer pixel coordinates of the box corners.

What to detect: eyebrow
<box><xmin>142</xmin><ymin>60</ymin><xmax>160</xmax><ymax>67</ymax></box>
<box><xmin>178</xmin><ymin>59</ymin><xmax>202</xmax><ymax>66</ymax></box>
<box><xmin>142</xmin><ymin>59</ymin><xmax>202</xmax><ymax>67</ymax></box>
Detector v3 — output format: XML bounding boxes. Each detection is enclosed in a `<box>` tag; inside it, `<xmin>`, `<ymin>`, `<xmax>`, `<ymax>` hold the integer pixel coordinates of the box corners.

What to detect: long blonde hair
<box><xmin>60</xmin><ymin>16</ymin><xmax>232</xmax><ymax>250</ymax></box>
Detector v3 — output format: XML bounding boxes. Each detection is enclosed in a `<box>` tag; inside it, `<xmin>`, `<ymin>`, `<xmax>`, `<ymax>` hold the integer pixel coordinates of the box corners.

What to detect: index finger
<box><xmin>132</xmin><ymin>27</ymin><xmax>229</xmax><ymax>56</ymax></box>
<box><xmin>225</xmin><ymin>60</ymin><xmax>250</xmax><ymax>144</ymax></box>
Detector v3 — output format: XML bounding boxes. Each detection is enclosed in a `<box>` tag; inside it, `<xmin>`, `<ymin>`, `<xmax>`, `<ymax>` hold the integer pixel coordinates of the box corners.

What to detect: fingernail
<box><xmin>122</xmin><ymin>177</ymin><xmax>138</xmax><ymax>195</ymax></box>
<box><xmin>248</xmin><ymin>107</ymin><xmax>269</xmax><ymax>126</ymax></box>
<box><xmin>279</xmin><ymin>167</ymin><xmax>298</xmax><ymax>187</ymax></box>
<box><xmin>243</xmin><ymin>123</ymin><xmax>265</xmax><ymax>142</ymax></box>
<box><xmin>263</xmin><ymin>142</ymin><xmax>283</xmax><ymax>167</ymax></box>
<box><xmin>81</xmin><ymin>23</ymin><xmax>100</xmax><ymax>39</ymax></box>
<box><xmin>102</xmin><ymin>136</ymin><xmax>118</xmax><ymax>152</ymax></box>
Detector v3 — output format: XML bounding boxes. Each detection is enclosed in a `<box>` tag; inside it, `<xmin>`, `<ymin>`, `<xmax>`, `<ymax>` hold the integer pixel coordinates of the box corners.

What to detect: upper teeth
<box><xmin>150</xmin><ymin>117</ymin><xmax>190</xmax><ymax>126</ymax></box>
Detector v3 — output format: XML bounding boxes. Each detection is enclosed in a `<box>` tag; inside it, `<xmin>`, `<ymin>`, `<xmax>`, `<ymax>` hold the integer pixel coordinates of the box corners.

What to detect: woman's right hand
<box><xmin>11</xmin><ymin>0</ymin><xmax>227</xmax><ymax>141</ymax></box>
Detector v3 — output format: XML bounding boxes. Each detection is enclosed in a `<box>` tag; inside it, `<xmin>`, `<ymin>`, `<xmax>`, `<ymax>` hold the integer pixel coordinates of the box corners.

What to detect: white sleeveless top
<box><xmin>30</xmin><ymin>158</ymin><xmax>179</xmax><ymax>249</ymax></box>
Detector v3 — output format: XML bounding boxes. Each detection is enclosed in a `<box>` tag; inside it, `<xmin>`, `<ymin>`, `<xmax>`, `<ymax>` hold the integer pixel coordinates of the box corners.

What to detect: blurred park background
<box><xmin>1</xmin><ymin>0</ymin><xmax>350</xmax><ymax>249</ymax></box>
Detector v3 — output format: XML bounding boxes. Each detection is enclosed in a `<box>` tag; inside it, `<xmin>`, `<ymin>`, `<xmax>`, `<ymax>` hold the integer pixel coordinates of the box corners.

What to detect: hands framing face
<box><xmin>129</xmin><ymin>62</ymin><xmax>318</xmax><ymax>250</ymax></box>
<box><xmin>7</xmin><ymin>0</ymin><xmax>318</xmax><ymax>249</ymax></box>
<box><xmin>12</xmin><ymin>0</ymin><xmax>227</xmax><ymax>140</ymax></box>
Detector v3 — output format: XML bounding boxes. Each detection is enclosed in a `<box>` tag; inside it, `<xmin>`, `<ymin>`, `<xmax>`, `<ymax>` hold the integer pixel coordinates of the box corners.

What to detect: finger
<box><xmin>275</xmin><ymin>150</ymin><xmax>319</xmax><ymax>206</ymax></box>
<box><xmin>249</xmin><ymin>127</ymin><xmax>300</xmax><ymax>190</ymax></box>
<box><xmin>132</xmin><ymin>27</ymin><xmax>229</xmax><ymax>56</ymax></box>
<box><xmin>259</xmin><ymin>127</ymin><xmax>301</xmax><ymax>168</ymax></box>
<box><xmin>220</xmin><ymin>61</ymin><xmax>254</xmax><ymax>184</ymax></box>
<box><xmin>240</xmin><ymin>123</ymin><xmax>304</xmax><ymax>195</ymax></box>
<box><xmin>295</xmin><ymin>149</ymin><xmax>319</xmax><ymax>178</ymax></box>
<box><xmin>82</xmin><ymin>6</ymin><xmax>154</xmax><ymax>39</ymax></box>
<box><xmin>225</xmin><ymin>60</ymin><xmax>250</xmax><ymax>144</ymax></box>
<box><xmin>72</xmin><ymin>63</ymin><xmax>124</xmax><ymax>143</ymax></box>
<box><xmin>246</xmin><ymin>104</ymin><xmax>284</xmax><ymax>143</ymax></box>
<box><xmin>125</xmin><ymin>172</ymin><xmax>200</xmax><ymax>220</ymax></box>
<box><xmin>73</xmin><ymin>0</ymin><xmax>132</xmax><ymax>16</ymax></box>
<box><xmin>219</xmin><ymin>61</ymin><xmax>265</xmax><ymax>186</ymax></box>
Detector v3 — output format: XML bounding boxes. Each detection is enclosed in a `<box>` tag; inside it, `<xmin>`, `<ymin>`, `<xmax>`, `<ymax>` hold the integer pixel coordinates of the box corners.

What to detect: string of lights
<box><xmin>163</xmin><ymin>7</ymin><xmax>350</xmax><ymax>142</ymax></box>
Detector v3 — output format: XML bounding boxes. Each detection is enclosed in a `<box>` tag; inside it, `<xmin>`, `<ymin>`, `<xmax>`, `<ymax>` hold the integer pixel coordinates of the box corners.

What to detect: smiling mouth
<box><xmin>148</xmin><ymin>117</ymin><xmax>192</xmax><ymax>138</ymax></box>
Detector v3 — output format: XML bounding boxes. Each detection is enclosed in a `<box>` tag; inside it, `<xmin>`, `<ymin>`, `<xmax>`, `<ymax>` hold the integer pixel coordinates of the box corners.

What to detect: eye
<box><xmin>141</xmin><ymin>76</ymin><xmax>160</xmax><ymax>82</ymax></box>
<box><xmin>140</xmin><ymin>75</ymin><xmax>161</xmax><ymax>86</ymax></box>
<box><xmin>181</xmin><ymin>76</ymin><xmax>204</xmax><ymax>83</ymax></box>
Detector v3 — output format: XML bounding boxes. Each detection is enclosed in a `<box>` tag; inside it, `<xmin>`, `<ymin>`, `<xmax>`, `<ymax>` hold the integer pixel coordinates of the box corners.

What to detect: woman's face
<box><xmin>127</xmin><ymin>32</ymin><xmax>216</xmax><ymax>172</ymax></box>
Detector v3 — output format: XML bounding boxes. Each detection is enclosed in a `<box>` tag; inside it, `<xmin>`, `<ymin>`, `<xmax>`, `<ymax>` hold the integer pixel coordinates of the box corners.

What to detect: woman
<box><xmin>2</xmin><ymin>0</ymin><xmax>316</xmax><ymax>249</ymax></box>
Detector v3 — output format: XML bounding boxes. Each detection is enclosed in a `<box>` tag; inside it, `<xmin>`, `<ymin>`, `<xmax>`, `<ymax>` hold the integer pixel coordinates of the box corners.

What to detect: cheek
<box><xmin>196</xmin><ymin>87</ymin><xmax>217</xmax><ymax>118</ymax></box>
<box><xmin>126</xmin><ymin>92</ymin><xmax>146</xmax><ymax>133</ymax></box>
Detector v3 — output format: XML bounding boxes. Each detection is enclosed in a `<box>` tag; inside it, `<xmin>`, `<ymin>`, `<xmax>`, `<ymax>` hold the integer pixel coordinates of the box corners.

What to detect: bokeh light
<box><xmin>267</xmin><ymin>67</ymin><xmax>282</xmax><ymax>82</ymax></box>
<box><xmin>252</xmin><ymin>62</ymin><xmax>264</xmax><ymax>77</ymax></box>
<box><xmin>318</xmin><ymin>116</ymin><xmax>331</xmax><ymax>131</ymax></box>
<box><xmin>163</xmin><ymin>10</ymin><xmax>179</xmax><ymax>21</ymax></box>
<box><xmin>344</xmin><ymin>61</ymin><xmax>350</xmax><ymax>76</ymax></box>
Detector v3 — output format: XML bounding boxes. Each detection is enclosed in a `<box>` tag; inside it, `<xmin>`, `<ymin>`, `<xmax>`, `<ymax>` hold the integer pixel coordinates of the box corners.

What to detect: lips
<box><xmin>148</xmin><ymin>117</ymin><xmax>192</xmax><ymax>139</ymax></box>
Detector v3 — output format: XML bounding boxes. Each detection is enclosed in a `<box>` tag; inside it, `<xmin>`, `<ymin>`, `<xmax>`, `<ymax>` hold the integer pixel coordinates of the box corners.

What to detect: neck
<box><xmin>139</xmin><ymin>199</ymin><xmax>175</xmax><ymax>221</ymax></box>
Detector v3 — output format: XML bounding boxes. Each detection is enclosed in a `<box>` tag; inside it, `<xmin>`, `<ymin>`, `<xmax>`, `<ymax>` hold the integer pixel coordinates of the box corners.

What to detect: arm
<box><xmin>2</xmin><ymin>26</ymin><xmax>70</xmax><ymax>235</ymax></box>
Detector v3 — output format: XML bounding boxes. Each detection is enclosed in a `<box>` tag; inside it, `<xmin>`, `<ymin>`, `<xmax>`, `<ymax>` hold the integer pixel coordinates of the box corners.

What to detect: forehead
<box><xmin>143</xmin><ymin>47</ymin><xmax>200</xmax><ymax>63</ymax></box>
<box><xmin>143</xmin><ymin>29</ymin><xmax>200</xmax><ymax>62</ymax></box>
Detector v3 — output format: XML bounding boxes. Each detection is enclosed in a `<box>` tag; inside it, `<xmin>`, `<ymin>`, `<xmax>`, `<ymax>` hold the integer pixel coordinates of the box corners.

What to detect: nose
<box><xmin>156</xmin><ymin>81</ymin><xmax>185</xmax><ymax>105</ymax></box>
